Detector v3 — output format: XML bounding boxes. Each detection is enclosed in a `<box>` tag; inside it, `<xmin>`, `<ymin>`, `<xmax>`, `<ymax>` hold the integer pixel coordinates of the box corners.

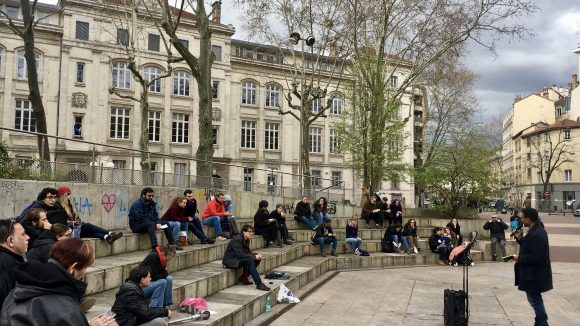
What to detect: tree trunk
<box><xmin>139</xmin><ymin>91</ymin><xmax>151</xmax><ymax>184</ymax></box>
<box><xmin>301</xmin><ymin>115</ymin><xmax>311</xmax><ymax>194</ymax></box>
<box><xmin>21</xmin><ymin>0</ymin><xmax>50</xmax><ymax>163</ymax></box>
<box><xmin>194</xmin><ymin>0</ymin><xmax>214</xmax><ymax>188</ymax></box>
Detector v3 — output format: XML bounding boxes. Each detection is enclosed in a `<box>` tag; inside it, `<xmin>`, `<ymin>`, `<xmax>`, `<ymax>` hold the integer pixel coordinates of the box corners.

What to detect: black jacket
<box><xmin>139</xmin><ymin>250</ymin><xmax>168</xmax><ymax>282</ymax></box>
<box><xmin>22</xmin><ymin>224</ymin><xmax>44</xmax><ymax>251</ymax></box>
<box><xmin>222</xmin><ymin>234</ymin><xmax>252</xmax><ymax>269</ymax></box>
<box><xmin>346</xmin><ymin>224</ymin><xmax>358</xmax><ymax>239</ymax></box>
<box><xmin>403</xmin><ymin>224</ymin><xmax>417</xmax><ymax>237</ymax></box>
<box><xmin>112</xmin><ymin>280</ymin><xmax>168</xmax><ymax>326</ymax></box>
<box><xmin>0</xmin><ymin>247</ymin><xmax>25</xmax><ymax>310</ymax></box>
<box><xmin>446</xmin><ymin>222</ymin><xmax>461</xmax><ymax>236</ymax></box>
<box><xmin>269</xmin><ymin>210</ymin><xmax>286</xmax><ymax>224</ymax></box>
<box><xmin>313</xmin><ymin>224</ymin><xmax>334</xmax><ymax>242</ymax></box>
<box><xmin>26</xmin><ymin>231</ymin><xmax>56</xmax><ymax>263</ymax></box>
<box><xmin>514</xmin><ymin>222</ymin><xmax>553</xmax><ymax>293</ymax></box>
<box><xmin>253</xmin><ymin>209</ymin><xmax>271</xmax><ymax>230</ymax></box>
<box><xmin>29</xmin><ymin>201</ymin><xmax>68</xmax><ymax>226</ymax></box>
<box><xmin>184</xmin><ymin>198</ymin><xmax>199</xmax><ymax>218</ymax></box>
<box><xmin>294</xmin><ymin>201</ymin><xmax>312</xmax><ymax>218</ymax></box>
<box><xmin>0</xmin><ymin>259</ymin><xmax>89</xmax><ymax>326</ymax></box>
<box><xmin>483</xmin><ymin>219</ymin><xmax>509</xmax><ymax>239</ymax></box>
<box><xmin>428</xmin><ymin>234</ymin><xmax>440</xmax><ymax>253</ymax></box>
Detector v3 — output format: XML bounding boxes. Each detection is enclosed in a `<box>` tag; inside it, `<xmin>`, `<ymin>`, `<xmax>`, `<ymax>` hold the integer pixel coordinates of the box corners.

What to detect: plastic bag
<box><xmin>179</xmin><ymin>297</ymin><xmax>208</xmax><ymax>314</ymax></box>
<box><xmin>277</xmin><ymin>284</ymin><xmax>300</xmax><ymax>304</ymax></box>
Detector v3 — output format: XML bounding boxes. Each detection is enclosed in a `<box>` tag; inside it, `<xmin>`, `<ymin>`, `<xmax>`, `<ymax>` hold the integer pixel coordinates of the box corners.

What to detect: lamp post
<box><xmin>268</xmin><ymin>168</ymin><xmax>278</xmax><ymax>195</ymax></box>
<box><xmin>288</xmin><ymin>32</ymin><xmax>315</xmax><ymax>195</ymax></box>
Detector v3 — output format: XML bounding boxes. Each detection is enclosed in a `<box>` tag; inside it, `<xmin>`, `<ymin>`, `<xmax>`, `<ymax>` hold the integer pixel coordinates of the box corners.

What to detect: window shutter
<box><xmin>76</xmin><ymin>21</ymin><xmax>89</xmax><ymax>40</ymax></box>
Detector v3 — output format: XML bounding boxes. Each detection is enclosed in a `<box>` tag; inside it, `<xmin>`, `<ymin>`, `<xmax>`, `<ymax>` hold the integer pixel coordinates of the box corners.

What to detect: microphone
<box><xmin>510</xmin><ymin>224</ymin><xmax>523</xmax><ymax>238</ymax></box>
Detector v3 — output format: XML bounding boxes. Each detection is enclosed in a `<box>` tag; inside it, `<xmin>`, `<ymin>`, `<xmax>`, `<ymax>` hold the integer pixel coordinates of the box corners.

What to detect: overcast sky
<box><xmin>41</xmin><ymin>0</ymin><xmax>580</xmax><ymax>120</ymax></box>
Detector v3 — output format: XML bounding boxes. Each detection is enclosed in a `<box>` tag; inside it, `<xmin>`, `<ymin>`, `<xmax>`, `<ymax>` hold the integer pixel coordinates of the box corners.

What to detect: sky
<box><xmin>41</xmin><ymin>0</ymin><xmax>580</xmax><ymax>121</ymax></box>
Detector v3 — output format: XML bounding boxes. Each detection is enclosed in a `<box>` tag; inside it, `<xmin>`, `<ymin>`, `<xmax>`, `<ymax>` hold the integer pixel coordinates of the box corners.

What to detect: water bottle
<box><xmin>265</xmin><ymin>295</ymin><xmax>271</xmax><ymax>313</ymax></box>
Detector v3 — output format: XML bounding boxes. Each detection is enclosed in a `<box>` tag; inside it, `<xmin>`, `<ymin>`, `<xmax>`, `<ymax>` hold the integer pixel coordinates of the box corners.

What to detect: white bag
<box><xmin>277</xmin><ymin>284</ymin><xmax>300</xmax><ymax>304</ymax></box>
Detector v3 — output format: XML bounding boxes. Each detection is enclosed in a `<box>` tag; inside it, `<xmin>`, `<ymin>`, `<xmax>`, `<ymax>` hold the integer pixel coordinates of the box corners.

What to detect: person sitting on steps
<box><xmin>270</xmin><ymin>203</ymin><xmax>294</xmax><ymax>245</ymax></box>
<box><xmin>345</xmin><ymin>216</ymin><xmax>363</xmax><ymax>255</ymax></box>
<box><xmin>201</xmin><ymin>193</ymin><xmax>232</xmax><ymax>241</ymax></box>
<box><xmin>139</xmin><ymin>245</ymin><xmax>176</xmax><ymax>309</ymax></box>
<box><xmin>362</xmin><ymin>194</ymin><xmax>384</xmax><ymax>229</ymax></box>
<box><xmin>312</xmin><ymin>197</ymin><xmax>331</xmax><ymax>227</ymax></box>
<box><xmin>253</xmin><ymin>200</ymin><xmax>282</xmax><ymax>248</ymax></box>
<box><xmin>403</xmin><ymin>219</ymin><xmax>420</xmax><ymax>254</ymax></box>
<box><xmin>294</xmin><ymin>196</ymin><xmax>316</xmax><ymax>230</ymax></box>
<box><xmin>183</xmin><ymin>190</ymin><xmax>214</xmax><ymax>245</ymax></box>
<box><xmin>222</xmin><ymin>224</ymin><xmax>271</xmax><ymax>291</ymax></box>
<box><xmin>384</xmin><ymin>223</ymin><xmax>411</xmax><ymax>254</ymax></box>
<box><xmin>312</xmin><ymin>218</ymin><xmax>338</xmax><ymax>257</ymax></box>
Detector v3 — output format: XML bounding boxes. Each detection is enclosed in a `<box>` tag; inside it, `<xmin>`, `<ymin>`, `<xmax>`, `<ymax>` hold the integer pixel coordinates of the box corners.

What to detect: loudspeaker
<box><xmin>444</xmin><ymin>289</ymin><xmax>466</xmax><ymax>326</ymax></box>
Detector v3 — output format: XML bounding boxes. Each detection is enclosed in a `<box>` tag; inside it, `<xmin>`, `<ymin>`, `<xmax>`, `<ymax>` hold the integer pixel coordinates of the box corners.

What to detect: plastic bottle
<box><xmin>265</xmin><ymin>295</ymin><xmax>271</xmax><ymax>313</ymax></box>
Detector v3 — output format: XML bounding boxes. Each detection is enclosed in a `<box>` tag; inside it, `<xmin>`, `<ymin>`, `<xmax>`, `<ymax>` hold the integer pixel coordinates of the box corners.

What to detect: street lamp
<box><xmin>268</xmin><ymin>168</ymin><xmax>278</xmax><ymax>195</ymax></box>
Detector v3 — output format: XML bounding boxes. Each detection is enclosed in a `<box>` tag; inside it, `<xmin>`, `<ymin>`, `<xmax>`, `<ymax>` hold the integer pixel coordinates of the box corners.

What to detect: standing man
<box><xmin>483</xmin><ymin>214</ymin><xmax>509</xmax><ymax>261</ymax></box>
<box><xmin>183</xmin><ymin>190</ymin><xmax>214</xmax><ymax>244</ymax></box>
<box><xmin>129</xmin><ymin>187</ymin><xmax>181</xmax><ymax>250</ymax></box>
<box><xmin>0</xmin><ymin>219</ymin><xmax>29</xmax><ymax>309</ymax></box>
<box><xmin>523</xmin><ymin>195</ymin><xmax>532</xmax><ymax>209</ymax></box>
<box><xmin>201</xmin><ymin>193</ymin><xmax>231</xmax><ymax>241</ymax></box>
<box><xmin>512</xmin><ymin>208</ymin><xmax>552</xmax><ymax>326</ymax></box>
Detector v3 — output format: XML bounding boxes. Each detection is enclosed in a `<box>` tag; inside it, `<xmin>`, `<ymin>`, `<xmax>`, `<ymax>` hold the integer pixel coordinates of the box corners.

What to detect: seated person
<box><xmin>313</xmin><ymin>218</ymin><xmax>338</xmax><ymax>257</ymax></box>
<box><xmin>162</xmin><ymin>197</ymin><xmax>214</xmax><ymax>247</ymax></box>
<box><xmin>25</xmin><ymin>188</ymin><xmax>68</xmax><ymax>225</ymax></box>
<box><xmin>312</xmin><ymin>197</ymin><xmax>331</xmax><ymax>226</ymax></box>
<box><xmin>139</xmin><ymin>246</ymin><xmax>176</xmax><ymax>309</ymax></box>
<box><xmin>294</xmin><ymin>196</ymin><xmax>316</xmax><ymax>230</ymax></box>
<box><xmin>436</xmin><ymin>227</ymin><xmax>455</xmax><ymax>265</ymax></box>
<box><xmin>57</xmin><ymin>186</ymin><xmax>122</xmax><ymax>244</ymax></box>
<box><xmin>201</xmin><ymin>193</ymin><xmax>232</xmax><ymax>241</ymax></box>
<box><xmin>222</xmin><ymin>224</ymin><xmax>271</xmax><ymax>291</ymax></box>
<box><xmin>270</xmin><ymin>203</ymin><xmax>293</xmax><ymax>245</ymax></box>
<box><xmin>383</xmin><ymin>223</ymin><xmax>411</xmax><ymax>254</ymax></box>
<box><xmin>183</xmin><ymin>190</ymin><xmax>213</xmax><ymax>244</ymax></box>
<box><xmin>254</xmin><ymin>200</ymin><xmax>282</xmax><ymax>248</ymax></box>
<box><xmin>345</xmin><ymin>217</ymin><xmax>363</xmax><ymax>255</ymax></box>
<box><xmin>362</xmin><ymin>195</ymin><xmax>384</xmax><ymax>228</ymax></box>
<box><xmin>26</xmin><ymin>223</ymin><xmax>71</xmax><ymax>263</ymax></box>
<box><xmin>428</xmin><ymin>227</ymin><xmax>443</xmax><ymax>253</ymax></box>
<box><xmin>223</xmin><ymin>195</ymin><xmax>240</xmax><ymax>236</ymax></box>
<box><xmin>446</xmin><ymin>218</ymin><xmax>463</xmax><ymax>245</ymax></box>
<box><xmin>22</xmin><ymin>208</ymin><xmax>52</xmax><ymax>250</ymax></box>
<box><xmin>112</xmin><ymin>266</ymin><xmax>172</xmax><ymax>326</ymax></box>
<box><xmin>403</xmin><ymin>219</ymin><xmax>420</xmax><ymax>254</ymax></box>
<box><xmin>129</xmin><ymin>187</ymin><xmax>180</xmax><ymax>250</ymax></box>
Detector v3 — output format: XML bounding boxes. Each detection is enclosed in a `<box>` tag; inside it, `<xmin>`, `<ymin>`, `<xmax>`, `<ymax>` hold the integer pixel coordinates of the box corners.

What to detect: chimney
<box><xmin>211</xmin><ymin>1</ymin><xmax>222</xmax><ymax>24</ymax></box>
<box><xmin>572</xmin><ymin>74</ymin><xmax>578</xmax><ymax>91</ymax></box>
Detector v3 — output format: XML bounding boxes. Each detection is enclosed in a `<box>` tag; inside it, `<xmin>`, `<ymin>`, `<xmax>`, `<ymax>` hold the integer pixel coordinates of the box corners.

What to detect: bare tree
<box><xmin>0</xmin><ymin>0</ymin><xmax>61</xmax><ymax>162</ymax></box>
<box><xmin>525</xmin><ymin>122</ymin><xmax>575</xmax><ymax>210</ymax></box>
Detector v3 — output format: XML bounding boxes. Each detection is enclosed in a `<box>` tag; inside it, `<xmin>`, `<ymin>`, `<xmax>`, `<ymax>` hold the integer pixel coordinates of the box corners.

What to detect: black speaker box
<box><xmin>444</xmin><ymin>289</ymin><xmax>467</xmax><ymax>326</ymax></box>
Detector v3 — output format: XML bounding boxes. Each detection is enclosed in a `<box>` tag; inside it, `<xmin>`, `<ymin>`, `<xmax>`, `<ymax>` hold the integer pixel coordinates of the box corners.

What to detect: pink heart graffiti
<box><xmin>102</xmin><ymin>194</ymin><xmax>117</xmax><ymax>213</ymax></box>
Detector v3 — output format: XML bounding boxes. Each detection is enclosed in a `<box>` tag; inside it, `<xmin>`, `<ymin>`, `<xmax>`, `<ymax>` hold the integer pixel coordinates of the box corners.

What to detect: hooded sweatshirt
<box><xmin>26</xmin><ymin>230</ymin><xmax>57</xmax><ymax>263</ymax></box>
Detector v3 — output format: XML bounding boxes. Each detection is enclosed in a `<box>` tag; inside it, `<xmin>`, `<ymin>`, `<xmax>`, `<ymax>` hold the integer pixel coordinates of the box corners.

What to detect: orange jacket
<box><xmin>201</xmin><ymin>199</ymin><xmax>225</xmax><ymax>218</ymax></box>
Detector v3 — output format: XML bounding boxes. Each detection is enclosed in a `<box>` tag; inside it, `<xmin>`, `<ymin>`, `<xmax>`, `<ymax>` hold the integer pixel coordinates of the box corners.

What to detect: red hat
<box><xmin>57</xmin><ymin>186</ymin><xmax>72</xmax><ymax>197</ymax></box>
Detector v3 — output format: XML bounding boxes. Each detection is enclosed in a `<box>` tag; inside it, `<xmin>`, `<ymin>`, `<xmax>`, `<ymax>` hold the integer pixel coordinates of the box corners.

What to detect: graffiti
<box><xmin>116</xmin><ymin>198</ymin><xmax>128</xmax><ymax>214</ymax></box>
<box><xmin>154</xmin><ymin>195</ymin><xmax>164</xmax><ymax>212</ymax></box>
<box><xmin>282</xmin><ymin>202</ymin><xmax>295</xmax><ymax>214</ymax></box>
<box><xmin>328</xmin><ymin>201</ymin><xmax>337</xmax><ymax>215</ymax></box>
<box><xmin>102</xmin><ymin>194</ymin><xmax>116</xmax><ymax>213</ymax></box>
<box><xmin>0</xmin><ymin>180</ymin><xmax>23</xmax><ymax>191</ymax></box>
<box><xmin>72</xmin><ymin>196</ymin><xmax>94</xmax><ymax>216</ymax></box>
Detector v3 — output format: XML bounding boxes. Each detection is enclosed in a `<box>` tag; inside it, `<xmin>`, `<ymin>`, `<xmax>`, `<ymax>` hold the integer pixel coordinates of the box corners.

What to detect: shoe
<box><xmin>80</xmin><ymin>297</ymin><xmax>96</xmax><ymax>312</ymax></box>
<box><xmin>264</xmin><ymin>242</ymin><xmax>270</xmax><ymax>248</ymax></box>
<box><xmin>106</xmin><ymin>232</ymin><xmax>123</xmax><ymax>245</ymax></box>
<box><xmin>216</xmin><ymin>236</ymin><xmax>227</xmax><ymax>241</ymax></box>
<box><xmin>413</xmin><ymin>247</ymin><xmax>419</xmax><ymax>254</ymax></box>
<box><xmin>321</xmin><ymin>253</ymin><xmax>327</xmax><ymax>257</ymax></box>
<box><xmin>175</xmin><ymin>244</ymin><xmax>184</xmax><ymax>251</ymax></box>
<box><xmin>205</xmin><ymin>239</ymin><xmax>215</xmax><ymax>244</ymax></box>
<box><xmin>354</xmin><ymin>248</ymin><xmax>361</xmax><ymax>256</ymax></box>
<box><xmin>276</xmin><ymin>242</ymin><xmax>283</xmax><ymax>248</ymax></box>
<box><xmin>238</xmin><ymin>273</ymin><xmax>252</xmax><ymax>285</ymax></box>
<box><xmin>492</xmin><ymin>255</ymin><xmax>497</xmax><ymax>261</ymax></box>
<box><xmin>330</xmin><ymin>251</ymin><xmax>338</xmax><ymax>257</ymax></box>
<box><xmin>375</xmin><ymin>224</ymin><xmax>380</xmax><ymax>229</ymax></box>
<box><xmin>283</xmin><ymin>240</ymin><xmax>293</xmax><ymax>246</ymax></box>
<box><xmin>288</xmin><ymin>237</ymin><xmax>296</xmax><ymax>242</ymax></box>
<box><xmin>256</xmin><ymin>283</ymin><xmax>271</xmax><ymax>291</ymax></box>
<box><xmin>437</xmin><ymin>261</ymin><xmax>446</xmax><ymax>266</ymax></box>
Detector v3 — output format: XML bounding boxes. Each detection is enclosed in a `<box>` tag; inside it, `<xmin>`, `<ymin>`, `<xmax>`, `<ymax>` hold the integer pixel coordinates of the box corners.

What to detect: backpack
<box><xmin>381</xmin><ymin>238</ymin><xmax>394</xmax><ymax>253</ymax></box>
<box><xmin>17</xmin><ymin>203</ymin><xmax>34</xmax><ymax>222</ymax></box>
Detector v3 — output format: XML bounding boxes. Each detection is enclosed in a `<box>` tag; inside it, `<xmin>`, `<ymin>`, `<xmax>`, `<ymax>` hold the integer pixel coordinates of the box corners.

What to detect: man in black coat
<box><xmin>483</xmin><ymin>214</ymin><xmax>509</xmax><ymax>261</ymax></box>
<box><xmin>0</xmin><ymin>219</ymin><xmax>29</xmax><ymax>310</ymax></box>
<box><xmin>222</xmin><ymin>224</ymin><xmax>270</xmax><ymax>291</ymax></box>
<box><xmin>294</xmin><ymin>196</ymin><xmax>316</xmax><ymax>229</ymax></box>
<box><xmin>512</xmin><ymin>208</ymin><xmax>552</xmax><ymax>326</ymax></box>
<box><xmin>27</xmin><ymin>188</ymin><xmax>69</xmax><ymax>225</ymax></box>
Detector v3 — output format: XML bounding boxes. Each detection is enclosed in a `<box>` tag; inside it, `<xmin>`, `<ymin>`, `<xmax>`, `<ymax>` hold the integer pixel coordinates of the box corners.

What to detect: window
<box><xmin>112</xmin><ymin>61</ymin><xmax>131</xmax><ymax>89</ymax></box>
<box><xmin>179</xmin><ymin>39</ymin><xmax>189</xmax><ymax>50</ymax></box>
<box><xmin>144</xmin><ymin>66</ymin><xmax>162</xmax><ymax>93</ymax></box>
<box><xmin>37</xmin><ymin>11</ymin><xmax>51</xmax><ymax>24</ymax></box>
<box><xmin>241</xmin><ymin>121</ymin><xmax>256</xmax><ymax>148</ymax></box>
<box><xmin>73</xmin><ymin>115</ymin><xmax>83</xmax><ymax>137</ymax></box>
<box><xmin>564</xmin><ymin>129</ymin><xmax>571</xmax><ymax>140</ymax></box>
<box><xmin>265</xmin><ymin>84</ymin><xmax>281</xmax><ymax>108</ymax></box>
<box><xmin>76</xmin><ymin>62</ymin><xmax>85</xmax><ymax>84</ymax></box>
<box><xmin>391</xmin><ymin>181</ymin><xmax>400</xmax><ymax>190</ymax></box>
<box><xmin>212</xmin><ymin>127</ymin><xmax>218</xmax><ymax>145</ymax></box>
<box><xmin>112</xmin><ymin>160</ymin><xmax>126</xmax><ymax>184</ymax></box>
<box><xmin>6</xmin><ymin>5</ymin><xmax>19</xmax><ymax>18</ymax></box>
<box><xmin>243</xmin><ymin>168</ymin><xmax>254</xmax><ymax>191</ymax></box>
<box><xmin>329</xmin><ymin>129</ymin><xmax>340</xmax><ymax>153</ymax></box>
<box><xmin>148</xmin><ymin>34</ymin><xmax>160</xmax><ymax>52</ymax></box>
<box><xmin>174</xmin><ymin>163</ymin><xmax>187</xmax><ymax>187</ymax></box>
<box><xmin>264</xmin><ymin>122</ymin><xmax>279</xmax><ymax>150</ymax></box>
<box><xmin>16</xmin><ymin>50</ymin><xmax>40</xmax><ymax>79</ymax></box>
<box><xmin>267</xmin><ymin>171</ymin><xmax>277</xmax><ymax>193</ymax></box>
<box><xmin>173</xmin><ymin>71</ymin><xmax>190</xmax><ymax>96</ymax></box>
<box><xmin>212</xmin><ymin>45</ymin><xmax>222</xmax><ymax>62</ymax></box>
<box><xmin>212</xmin><ymin>81</ymin><xmax>219</xmax><ymax>100</ymax></box>
<box><xmin>110</xmin><ymin>107</ymin><xmax>130</xmax><ymax>139</ymax></box>
<box><xmin>14</xmin><ymin>99</ymin><xmax>36</xmax><ymax>132</ymax></box>
<box><xmin>172</xmin><ymin>113</ymin><xmax>189</xmax><ymax>143</ymax></box>
<box><xmin>256</xmin><ymin>51</ymin><xmax>265</xmax><ymax>60</ymax></box>
<box><xmin>309</xmin><ymin>127</ymin><xmax>322</xmax><ymax>153</ymax></box>
<box><xmin>241</xmin><ymin>81</ymin><xmax>257</xmax><ymax>105</ymax></box>
<box><xmin>311</xmin><ymin>98</ymin><xmax>320</xmax><ymax>113</ymax></box>
<box><xmin>75</xmin><ymin>21</ymin><xmax>89</xmax><ymax>40</ymax></box>
<box><xmin>310</xmin><ymin>170</ymin><xmax>321</xmax><ymax>188</ymax></box>
<box><xmin>331</xmin><ymin>171</ymin><xmax>342</xmax><ymax>187</ymax></box>
<box><xmin>148</xmin><ymin>162</ymin><xmax>157</xmax><ymax>185</ymax></box>
<box><xmin>390</xmin><ymin>75</ymin><xmax>398</xmax><ymax>88</ymax></box>
<box><xmin>330</xmin><ymin>95</ymin><xmax>342</xmax><ymax>115</ymax></box>
<box><xmin>148</xmin><ymin>111</ymin><xmax>161</xmax><ymax>142</ymax></box>
<box><xmin>565</xmin><ymin>170</ymin><xmax>572</xmax><ymax>182</ymax></box>
<box><xmin>245</xmin><ymin>49</ymin><xmax>254</xmax><ymax>60</ymax></box>
<box><xmin>0</xmin><ymin>48</ymin><xmax>3</xmax><ymax>72</ymax></box>
<box><xmin>544</xmin><ymin>133</ymin><xmax>549</xmax><ymax>142</ymax></box>
<box><xmin>117</xmin><ymin>28</ymin><xmax>129</xmax><ymax>46</ymax></box>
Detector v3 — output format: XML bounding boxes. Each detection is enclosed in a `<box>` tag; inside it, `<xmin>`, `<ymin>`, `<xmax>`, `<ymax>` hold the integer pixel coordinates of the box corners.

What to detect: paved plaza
<box><xmin>270</xmin><ymin>262</ymin><xmax>580</xmax><ymax>326</ymax></box>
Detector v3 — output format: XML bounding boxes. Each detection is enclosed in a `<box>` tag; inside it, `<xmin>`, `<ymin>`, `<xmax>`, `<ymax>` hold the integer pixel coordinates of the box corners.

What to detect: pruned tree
<box><xmin>0</xmin><ymin>0</ymin><xmax>62</xmax><ymax>162</ymax></box>
<box><xmin>105</xmin><ymin>1</ymin><xmax>178</xmax><ymax>177</ymax></box>
<box><xmin>525</xmin><ymin>122</ymin><xmax>575</xmax><ymax>211</ymax></box>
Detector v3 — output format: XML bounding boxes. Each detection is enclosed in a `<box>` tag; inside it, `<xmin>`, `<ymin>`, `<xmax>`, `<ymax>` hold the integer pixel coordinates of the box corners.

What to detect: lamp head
<box><xmin>289</xmin><ymin>32</ymin><xmax>301</xmax><ymax>45</ymax></box>
<box><xmin>305</xmin><ymin>36</ymin><xmax>315</xmax><ymax>47</ymax></box>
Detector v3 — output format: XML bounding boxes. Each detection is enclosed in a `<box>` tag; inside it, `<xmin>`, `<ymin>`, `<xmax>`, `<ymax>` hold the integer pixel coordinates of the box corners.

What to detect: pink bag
<box><xmin>179</xmin><ymin>297</ymin><xmax>208</xmax><ymax>314</ymax></box>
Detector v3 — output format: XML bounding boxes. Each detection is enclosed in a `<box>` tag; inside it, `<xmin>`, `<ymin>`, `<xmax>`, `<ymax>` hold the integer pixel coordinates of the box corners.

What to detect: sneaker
<box><xmin>106</xmin><ymin>232</ymin><xmax>123</xmax><ymax>245</ymax></box>
<box><xmin>80</xmin><ymin>297</ymin><xmax>96</xmax><ymax>312</ymax></box>
<box><xmin>354</xmin><ymin>248</ymin><xmax>361</xmax><ymax>256</ymax></box>
<box><xmin>283</xmin><ymin>240</ymin><xmax>293</xmax><ymax>246</ymax></box>
<box><xmin>375</xmin><ymin>224</ymin><xmax>380</xmax><ymax>229</ymax></box>
<box><xmin>413</xmin><ymin>247</ymin><xmax>419</xmax><ymax>254</ymax></box>
<box><xmin>330</xmin><ymin>251</ymin><xmax>338</xmax><ymax>257</ymax></box>
<box><xmin>205</xmin><ymin>239</ymin><xmax>215</xmax><ymax>244</ymax></box>
<box><xmin>256</xmin><ymin>283</ymin><xmax>271</xmax><ymax>291</ymax></box>
<box><xmin>288</xmin><ymin>237</ymin><xmax>296</xmax><ymax>242</ymax></box>
<box><xmin>216</xmin><ymin>236</ymin><xmax>227</xmax><ymax>241</ymax></box>
<box><xmin>437</xmin><ymin>261</ymin><xmax>446</xmax><ymax>266</ymax></box>
<box><xmin>321</xmin><ymin>252</ymin><xmax>327</xmax><ymax>257</ymax></box>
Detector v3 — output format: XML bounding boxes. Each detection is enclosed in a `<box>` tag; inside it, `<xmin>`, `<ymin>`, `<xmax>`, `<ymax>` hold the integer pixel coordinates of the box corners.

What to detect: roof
<box><xmin>521</xmin><ymin>120</ymin><xmax>580</xmax><ymax>138</ymax></box>
<box><xmin>101</xmin><ymin>0</ymin><xmax>200</xmax><ymax>23</ymax></box>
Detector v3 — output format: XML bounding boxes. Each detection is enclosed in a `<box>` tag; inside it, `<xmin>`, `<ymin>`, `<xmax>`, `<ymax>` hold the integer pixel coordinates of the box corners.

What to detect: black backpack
<box><xmin>381</xmin><ymin>238</ymin><xmax>394</xmax><ymax>253</ymax></box>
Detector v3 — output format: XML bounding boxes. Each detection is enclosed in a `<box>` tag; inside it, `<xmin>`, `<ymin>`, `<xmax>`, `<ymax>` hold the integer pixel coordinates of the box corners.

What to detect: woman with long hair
<box><xmin>253</xmin><ymin>200</ymin><xmax>281</xmax><ymax>248</ymax></box>
<box><xmin>403</xmin><ymin>219</ymin><xmax>420</xmax><ymax>254</ymax></box>
<box><xmin>162</xmin><ymin>196</ymin><xmax>213</xmax><ymax>247</ymax></box>
<box><xmin>312</xmin><ymin>197</ymin><xmax>330</xmax><ymax>226</ymax></box>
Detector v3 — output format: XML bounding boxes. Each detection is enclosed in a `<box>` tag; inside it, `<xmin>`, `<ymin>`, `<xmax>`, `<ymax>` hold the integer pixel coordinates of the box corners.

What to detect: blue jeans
<box><xmin>167</xmin><ymin>221</ymin><xmax>180</xmax><ymax>243</ymax></box>
<box><xmin>202</xmin><ymin>216</ymin><xmax>222</xmax><ymax>236</ymax></box>
<box><xmin>318</xmin><ymin>236</ymin><xmax>337</xmax><ymax>253</ymax></box>
<box><xmin>314</xmin><ymin>213</ymin><xmax>329</xmax><ymax>226</ymax></box>
<box><xmin>80</xmin><ymin>223</ymin><xmax>109</xmax><ymax>239</ymax></box>
<box><xmin>526</xmin><ymin>292</ymin><xmax>548</xmax><ymax>326</ymax></box>
<box><xmin>142</xmin><ymin>276</ymin><xmax>173</xmax><ymax>308</ymax></box>
<box><xmin>390</xmin><ymin>235</ymin><xmax>409</xmax><ymax>252</ymax></box>
<box><xmin>180</xmin><ymin>217</ymin><xmax>208</xmax><ymax>241</ymax></box>
<box><xmin>345</xmin><ymin>237</ymin><xmax>362</xmax><ymax>252</ymax></box>
<box><xmin>296</xmin><ymin>215</ymin><xmax>316</xmax><ymax>229</ymax></box>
